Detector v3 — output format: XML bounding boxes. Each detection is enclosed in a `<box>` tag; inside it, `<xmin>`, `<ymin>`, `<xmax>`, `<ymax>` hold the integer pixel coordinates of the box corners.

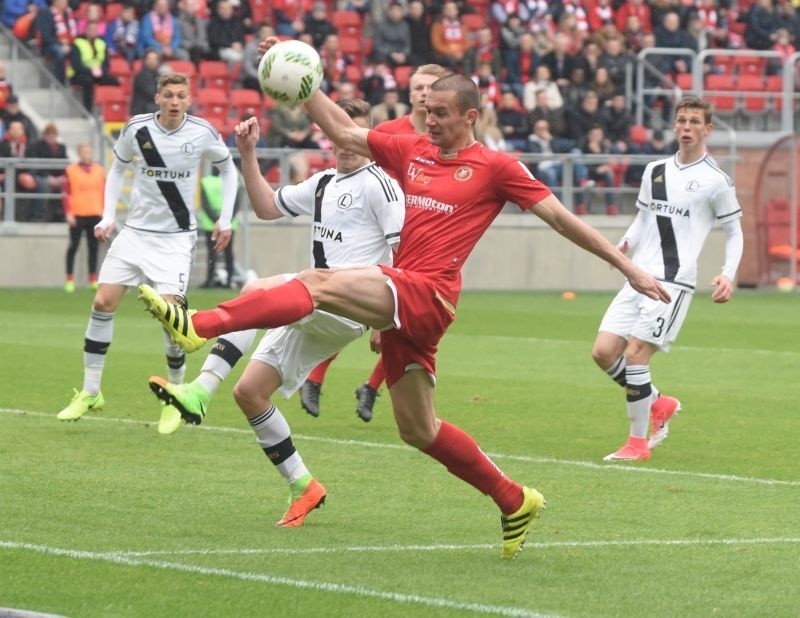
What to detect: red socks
<box><xmin>366</xmin><ymin>357</ymin><xmax>385</xmax><ymax>390</ymax></box>
<box><xmin>307</xmin><ymin>355</ymin><xmax>337</xmax><ymax>383</ymax></box>
<box><xmin>192</xmin><ymin>278</ymin><xmax>315</xmax><ymax>338</ymax></box>
<box><xmin>423</xmin><ymin>421</ymin><xmax>523</xmax><ymax>514</ymax></box>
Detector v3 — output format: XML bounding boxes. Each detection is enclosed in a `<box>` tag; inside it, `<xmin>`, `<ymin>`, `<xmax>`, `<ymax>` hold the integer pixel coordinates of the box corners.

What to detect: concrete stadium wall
<box><xmin>0</xmin><ymin>214</ymin><xmax>728</xmax><ymax>292</ymax></box>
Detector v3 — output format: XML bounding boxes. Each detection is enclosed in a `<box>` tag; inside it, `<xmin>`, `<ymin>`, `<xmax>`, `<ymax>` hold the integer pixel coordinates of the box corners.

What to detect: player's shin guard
<box><xmin>192</xmin><ymin>279</ymin><xmax>315</xmax><ymax>338</ymax></box>
<box><xmin>423</xmin><ymin>421</ymin><xmax>523</xmax><ymax>514</ymax></box>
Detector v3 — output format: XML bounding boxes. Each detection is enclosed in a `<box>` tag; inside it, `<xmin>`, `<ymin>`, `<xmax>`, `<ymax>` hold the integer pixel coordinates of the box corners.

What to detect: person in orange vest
<box><xmin>62</xmin><ymin>143</ymin><xmax>105</xmax><ymax>292</ymax></box>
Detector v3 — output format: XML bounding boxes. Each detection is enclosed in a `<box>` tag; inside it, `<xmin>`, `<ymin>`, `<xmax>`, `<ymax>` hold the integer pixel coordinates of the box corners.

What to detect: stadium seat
<box><xmin>198</xmin><ymin>60</ymin><xmax>233</xmax><ymax>92</ymax></box>
<box><xmin>250</xmin><ymin>0</ymin><xmax>270</xmax><ymax>24</ymax></box>
<box><xmin>332</xmin><ymin>10</ymin><xmax>362</xmax><ymax>38</ymax></box>
<box><xmin>734</xmin><ymin>55</ymin><xmax>767</xmax><ymax>77</ymax></box>
<box><xmin>195</xmin><ymin>87</ymin><xmax>228</xmax><ymax>118</ymax></box>
<box><xmin>164</xmin><ymin>59</ymin><xmax>198</xmax><ymax>92</ymax></box>
<box><xmin>737</xmin><ymin>74</ymin><xmax>767</xmax><ymax>114</ymax></box>
<box><xmin>94</xmin><ymin>85</ymin><xmax>128</xmax><ymax>122</ymax></box>
<box><xmin>229</xmin><ymin>88</ymin><xmax>262</xmax><ymax>119</ymax></box>
<box><xmin>461</xmin><ymin>13</ymin><xmax>485</xmax><ymax>33</ymax></box>
<box><xmin>766</xmin><ymin>75</ymin><xmax>785</xmax><ymax>112</ymax></box>
<box><xmin>764</xmin><ymin>198</ymin><xmax>800</xmax><ymax>265</ymax></box>
<box><xmin>339</xmin><ymin>35</ymin><xmax>362</xmax><ymax>64</ymax></box>
<box><xmin>711</xmin><ymin>54</ymin><xmax>735</xmax><ymax>75</ymax></box>
<box><xmin>674</xmin><ymin>72</ymin><xmax>694</xmax><ymax>92</ymax></box>
<box><xmin>105</xmin><ymin>2</ymin><xmax>123</xmax><ymax>21</ymax></box>
<box><xmin>394</xmin><ymin>65</ymin><xmax>414</xmax><ymax>89</ymax></box>
<box><xmin>629</xmin><ymin>124</ymin><xmax>649</xmax><ymax>147</ymax></box>
<box><xmin>704</xmin><ymin>74</ymin><xmax>737</xmax><ymax>113</ymax></box>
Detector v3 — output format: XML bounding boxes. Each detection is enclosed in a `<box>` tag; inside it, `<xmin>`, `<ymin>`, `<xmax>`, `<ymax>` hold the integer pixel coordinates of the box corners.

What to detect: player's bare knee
<box><xmin>232</xmin><ymin>380</ymin><xmax>260</xmax><ymax>412</ymax></box>
<box><xmin>591</xmin><ymin>344</ymin><xmax>613</xmax><ymax>369</ymax></box>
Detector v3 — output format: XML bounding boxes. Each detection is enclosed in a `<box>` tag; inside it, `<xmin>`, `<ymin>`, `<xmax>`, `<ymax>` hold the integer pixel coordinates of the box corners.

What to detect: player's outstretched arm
<box><xmin>234</xmin><ymin>116</ymin><xmax>281</xmax><ymax>220</ymax></box>
<box><xmin>533</xmin><ymin>194</ymin><xmax>671</xmax><ymax>302</ymax></box>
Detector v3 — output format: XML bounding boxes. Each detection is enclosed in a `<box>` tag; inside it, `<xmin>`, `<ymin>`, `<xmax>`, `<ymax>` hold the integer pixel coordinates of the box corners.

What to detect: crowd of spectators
<box><xmin>1</xmin><ymin>0</ymin><xmax>798</xmax><ymax>216</ymax></box>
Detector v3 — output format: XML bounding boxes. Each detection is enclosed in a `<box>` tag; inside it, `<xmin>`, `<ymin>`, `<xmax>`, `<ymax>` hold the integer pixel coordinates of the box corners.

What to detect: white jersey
<box><xmin>632</xmin><ymin>154</ymin><xmax>742</xmax><ymax>290</ymax></box>
<box><xmin>113</xmin><ymin>112</ymin><xmax>232</xmax><ymax>234</ymax></box>
<box><xmin>275</xmin><ymin>162</ymin><xmax>404</xmax><ymax>268</ymax></box>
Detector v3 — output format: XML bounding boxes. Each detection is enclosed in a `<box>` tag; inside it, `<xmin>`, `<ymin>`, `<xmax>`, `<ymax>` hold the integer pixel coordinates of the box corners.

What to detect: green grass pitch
<box><xmin>0</xmin><ymin>288</ymin><xmax>798</xmax><ymax>617</ymax></box>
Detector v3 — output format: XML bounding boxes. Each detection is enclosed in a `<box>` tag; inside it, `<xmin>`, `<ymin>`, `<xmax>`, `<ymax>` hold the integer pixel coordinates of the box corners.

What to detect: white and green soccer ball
<box><xmin>258</xmin><ymin>40</ymin><xmax>324</xmax><ymax>106</ymax></box>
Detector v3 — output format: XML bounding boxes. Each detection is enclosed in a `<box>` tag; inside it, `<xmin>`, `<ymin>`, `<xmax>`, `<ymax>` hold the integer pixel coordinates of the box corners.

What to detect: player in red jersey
<box><xmin>140</xmin><ymin>52</ymin><xmax>670</xmax><ymax>559</ymax></box>
<box><xmin>300</xmin><ymin>64</ymin><xmax>452</xmax><ymax>423</ymax></box>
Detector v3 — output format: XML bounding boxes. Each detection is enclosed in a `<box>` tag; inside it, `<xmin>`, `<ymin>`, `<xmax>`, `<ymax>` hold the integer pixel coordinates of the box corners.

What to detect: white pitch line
<box><xmin>0</xmin><ymin>541</ymin><xmax>562</xmax><ymax>618</ymax></box>
<box><xmin>3</xmin><ymin>407</ymin><xmax>799</xmax><ymax>487</ymax></box>
<box><xmin>111</xmin><ymin>536</ymin><xmax>800</xmax><ymax>558</ymax></box>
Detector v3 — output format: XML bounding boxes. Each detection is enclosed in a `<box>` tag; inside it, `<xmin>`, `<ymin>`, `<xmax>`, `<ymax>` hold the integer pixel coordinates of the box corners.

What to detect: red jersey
<box><xmin>366</xmin><ymin>132</ymin><xmax>552</xmax><ymax>305</ymax></box>
<box><xmin>375</xmin><ymin>115</ymin><xmax>416</xmax><ymax>135</ymax></box>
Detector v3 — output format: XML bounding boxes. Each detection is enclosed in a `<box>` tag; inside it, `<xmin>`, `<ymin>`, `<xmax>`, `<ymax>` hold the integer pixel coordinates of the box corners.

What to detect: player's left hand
<box><xmin>369</xmin><ymin>329</ymin><xmax>382</xmax><ymax>354</ymax></box>
<box><xmin>212</xmin><ymin>226</ymin><xmax>232</xmax><ymax>252</ymax></box>
<box><xmin>710</xmin><ymin>275</ymin><xmax>734</xmax><ymax>303</ymax></box>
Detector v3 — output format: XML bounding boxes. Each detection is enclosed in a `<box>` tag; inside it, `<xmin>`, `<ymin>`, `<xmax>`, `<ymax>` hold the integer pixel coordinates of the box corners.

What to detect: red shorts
<box><xmin>378</xmin><ymin>264</ymin><xmax>456</xmax><ymax>387</ymax></box>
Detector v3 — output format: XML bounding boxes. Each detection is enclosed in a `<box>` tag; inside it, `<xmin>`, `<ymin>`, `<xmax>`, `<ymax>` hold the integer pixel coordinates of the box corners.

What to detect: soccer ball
<box><xmin>258</xmin><ymin>40</ymin><xmax>324</xmax><ymax>106</ymax></box>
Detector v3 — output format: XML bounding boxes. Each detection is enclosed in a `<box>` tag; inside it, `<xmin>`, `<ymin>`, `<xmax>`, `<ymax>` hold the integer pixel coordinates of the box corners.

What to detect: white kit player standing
<box><xmin>592</xmin><ymin>96</ymin><xmax>744</xmax><ymax>461</ymax></box>
<box><xmin>57</xmin><ymin>73</ymin><xmax>238</xmax><ymax>424</ymax></box>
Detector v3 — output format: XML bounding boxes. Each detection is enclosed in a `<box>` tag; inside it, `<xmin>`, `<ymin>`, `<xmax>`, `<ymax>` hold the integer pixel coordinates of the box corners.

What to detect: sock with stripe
<box><xmin>192</xmin><ymin>280</ymin><xmax>314</xmax><ymax>338</ymax></box>
<box><xmin>607</xmin><ymin>355</ymin><xmax>660</xmax><ymax>399</ymax></box>
<box><xmin>196</xmin><ymin>330</ymin><xmax>258</xmax><ymax>395</ymax></box>
<box><xmin>249</xmin><ymin>404</ymin><xmax>310</xmax><ymax>495</ymax></box>
<box><xmin>625</xmin><ymin>364</ymin><xmax>653</xmax><ymax>439</ymax></box>
<box><xmin>82</xmin><ymin>309</ymin><xmax>113</xmax><ymax>395</ymax></box>
<box><xmin>163</xmin><ymin>331</ymin><xmax>186</xmax><ymax>385</ymax></box>
<box><xmin>423</xmin><ymin>421</ymin><xmax>523</xmax><ymax>515</ymax></box>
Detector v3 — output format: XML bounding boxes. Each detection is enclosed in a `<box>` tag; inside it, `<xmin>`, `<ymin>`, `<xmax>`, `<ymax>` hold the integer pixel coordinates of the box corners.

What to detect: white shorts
<box><xmin>251</xmin><ymin>309</ymin><xmax>367</xmax><ymax>397</ymax></box>
<box><xmin>98</xmin><ymin>227</ymin><xmax>197</xmax><ymax>295</ymax></box>
<box><xmin>598</xmin><ymin>282</ymin><xmax>693</xmax><ymax>353</ymax></box>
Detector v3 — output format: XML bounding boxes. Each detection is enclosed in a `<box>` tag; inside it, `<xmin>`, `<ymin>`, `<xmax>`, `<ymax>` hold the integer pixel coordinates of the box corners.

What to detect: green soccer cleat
<box><xmin>148</xmin><ymin>375</ymin><xmax>209</xmax><ymax>425</ymax></box>
<box><xmin>57</xmin><ymin>389</ymin><xmax>104</xmax><ymax>421</ymax></box>
<box><xmin>137</xmin><ymin>284</ymin><xmax>207</xmax><ymax>353</ymax></box>
<box><xmin>157</xmin><ymin>403</ymin><xmax>183</xmax><ymax>435</ymax></box>
<box><xmin>500</xmin><ymin>486</ymin><xmax>546</xmax><ymax>560</ymax></box>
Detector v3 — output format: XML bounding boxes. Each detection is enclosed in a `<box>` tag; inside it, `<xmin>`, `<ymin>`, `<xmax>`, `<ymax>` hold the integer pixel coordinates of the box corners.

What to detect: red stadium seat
<box><xmin>332</xmin><ymin>10</ymin><xmax>362</xmax><ymax>37</ymax></box>
<box><xmin>629</xmin><ymin>124</ymin><xmax>649</xmax><ymax>147</ymax></box>
<box><xmin>229</xmin><ymin>88</ymin><xmax>263</xmax><ymax>119</ymax></box>
<box><xmin>194</xmin><ymin>87</ymin><xmax>228</xmax><ymax>118</ymax></box>
<box><xmin>737</xmin><ymin>74</ymin><xmax>766</xmax><ymax>113</ymax></box>
<box><xmin>94</xmin><ymin>85</ymin><xmax>128</xmax><ymax>122</ymax></box>
<box><xmin>198</xmin><ymin>60</ymin><xmax>233</xmax><ymax>92</ymax></box>
<box><xmin>704</xmin><ymin>74</ymin><xmax>737</xmax><ymax>113</ymax></box>
<box><xmin>394</xmin><ymin>65</ymin><xmax>414</xmax><ymax>89</ymax></box>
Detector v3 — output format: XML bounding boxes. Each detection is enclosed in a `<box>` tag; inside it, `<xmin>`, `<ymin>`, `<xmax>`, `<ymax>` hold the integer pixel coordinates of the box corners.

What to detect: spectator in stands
<box><xmin>471</xmin><ymin>61</ymin><xmax>501</xmax><ymax>108</ymax></box>
<box><xmin>541</xmin><ymin>32</ymin><xmax>576</xmax><ymax>90</ymax></box>
<box><xmin>499</xmin><ymin>12</ymin><xmax>526</xmax><ymax>69</ymax></box>
<box><xmin>241</xmin><ymin>22</ymin><xmax>273</xmax><ymax>91</ymax></box>
<box><xmin>10</xmin><ymin>1</ymin><xmax>41</xmax><ymax>46</ymax></box>
<box><xmin>129</xmin><ymin>48</ymin><xmax>161</xmax><ymax>115</ymax></box>
<box><xmin>0</xmin><ymin>62</ymin><xmax>14</xmax><ymax>111</ymax></box>
<box><xmin>272</xmin><ymin>0</ymin><xmax>311</xmax><ymax>37</ymax></box>
<box><xmin>77</xmin><ymin>2</ymin><xmax>107</xmax><ymax>37</ymax></box>
<box><xmin>430</xmin><ymin>1</ymin><xmax>468</xmax><ymax>70</ymax></box>
<box><xmin>332</xmin><ymin>81</ymin><xmax>357</xmax><ymax>101</ymax></box>
<box><xmin>506</xmin><ymin>31</ymin><xmax>539</xmax><ymax>100</ymax></box>
<box><xmin>359</xmin><ymin>62</ymin><xmax>397</xmax><ymax>105</ymax></box>
<box><xmin>29</xmin><ymin>121</ymin><xmax>67</xmax><ymax>222</ymax></box>
<box><xmin>602</xmin><ymin>92</ymin><xmax>634</xmax><ymax>154</ymax></box>
<box><xmin>62</xmin><ymin>143</ymin><xmax>104</xmax><ymax>291</ymax></box>
<box><xmin>529</xmin><ymin>87</ymin><xmax>568</xmax><ymax>138</ymax></box>
<box><xmin>654</xmin><ymin>11</ymin><xmax>696</xmax><ymax>75</ymax></box>
<box><xmin>106</xmin><ymin>2</ymin><xmax>140</xmax><ymax>64</ymax></box>
<box><xmin>576</xmin><ymin>39</ymin><xmax>601</xmax><ymax>82</ymax></box>
<box><xmin>36</xmin><ymin>0</ymin><xmax>78</xmax><ymax>85</ymax></box>
<box><xmin>221</xmin><ymin>0</ymin><xmax>254</xmax><ymax>34</ymax></box>
<box><xmin>589</xmin><ymin>66</ymin><xmax>616</xmax><ymax>105</ymax></box>
<box><xmin>579</xmin><ymin>124</ymin><xmax>617</xmax><ymax>215</ymax></box>
<box><xmin>554</xmin><ymin>9</ymin><xmax>588</xmax><ymax>52</ymax></box>
<box><xmin>373</xmin><ymin>2</ymin><xmax>412</xmax><ymax>68</ymax></box>
<box><xmin>566</xmin><ymin>89</ymin><xmax>606</xmax><ymax>141</ymax></box>
<box><xmin>319</xmin><ymin>33</ymin><xmax>352</xmax><ymax>96</ymax></box>
<box><xmin>69</xmin><ymin>20</ymin><xmax>120</xmax><ymax>110</ymax></box>
<box><xmin>621</xmin><ymin>14</ymin><xmax>647</xmax><ymax>54</ymax></box>
<box><xmin>1</xmin><ymin>94</ymin><xmax>37</xmax><ymax>140</ymax></box>
<box><xmin>178</xmin><ymin>0</ymin><xmax>210</xmax><ymax>65</ymax></box>
<box><xmin>406</xmin><ymin>0</ymin><xmax>434</xmax><ymax>66</ymax></box>
<box><xmin>266</xmin><ymin>103</ymin><xmax>319</xmax><ymax>151</ymax></box>
<box><xmin>743</xmin><ymin>0</ymin><xmax>781</xmax><ymax>51</ymax></box>
<box><xmin>599</xmin><ymin>36</ymin><xmax>629</xmax><ymax>94</ymax></box>
<box><xmin>522</xmin><ymin>64</ymin><xmax>563</xmax><ymax>112</ymax></box>
<box><xmin>496</xmin><ymin>90</ymin><xmax>530</xmax><ymax>152</ymax></box>
<box><xmin>527</xmin><ymin>117</ymin><xmax>589</xmax><ymax>211</ymax></box>
<box><xmin>615</xmin><ymin>0</ymin><xmax>651</xmax><ymax>36</ymax></box>
<box><xmin>206</xmin><ymin>0</ymin><xmax>245</xmax><ymax>66</ymax></box>
<box><xmin>369</xmin><ymin>88</ymin><xmax>409</xmax><ymax>125</ymax></box>
<box><xmin>587</xmin><ymin>0</ymin><xmax>614</xmax><ymax>32</ymax></box>
<box><xmin>304</xmin><ymin>1</ymin><xmax>336</xmax><ymax>49</ymax></box>
<box><xmin>465</xmin><ymin>26</ymin><xmax>502</xmax><ymax>78</ymax></box>
<box><xmin>2</xmin><ymin>0</ymin><xmax>43</xmax><ymax>30</ymax></box>
<box><xmin>474</xmin><ymin>91</ymin><xmax>507</xmax><ymax>151</ymax></box>
<box><xmin>138</xmin><ymin>0</ymin><xmax>186</xmax><ymax>61</ymax></box>
<box><xmin>491</xmin><ymin>0</ymin><xmax>531</xmax><ymax>26</ymax></box>
<box><xmin>560</xmin><ymin>65</ymin><xmax>589</xmax><ymax>112</ymax></box>
<box><xmin>0</xmin><ymin>120</ymin><xmax>38</xmax><ymax>221</ymax></box>
<box><xmin>771</xmin><ymin>27</ymin><xmax>796</xmax><ymax>75</ymax></box>
<box><xmin>776</xmin><ymin>2</ymin><xmax>800</xmax><ymax>45</ymax></box>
